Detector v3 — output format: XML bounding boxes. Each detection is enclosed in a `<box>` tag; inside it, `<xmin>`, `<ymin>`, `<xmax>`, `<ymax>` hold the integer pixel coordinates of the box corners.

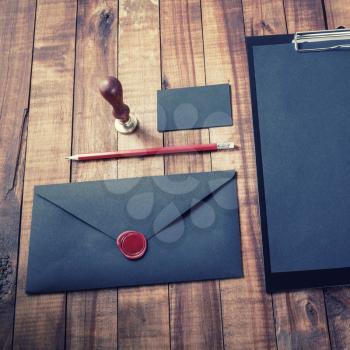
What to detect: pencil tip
<box><xmin>66</xmin><ymin>155</ymin><xmax>78</xmax><ymax>160</ymax></box>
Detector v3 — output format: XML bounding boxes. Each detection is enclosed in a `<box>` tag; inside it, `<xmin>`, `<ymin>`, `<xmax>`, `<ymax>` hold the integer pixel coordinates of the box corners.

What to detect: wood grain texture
<box><xmin>12</xmin><ymin>0</ymin><xmax>77</xmax><ymax>348</ymax></box>
<box><xmin>0</xmin><ymin>1</ymin><xmax>36</xmax><ymax>349</ymax></box>
<box><xmin>324</xmin><ymin>0</ymin><xmax>350</xmax><ymax>28</ymax></box>
<box><xmin>324</xmin><ymin>288</ymin><xmax>350</xmax><ymax>349</ymax></box>
<box><xmin>65</xmin><ymin>1</ymin><xmax>119</xmax><ymax>349</ymax></box>
<box><xmin>322</xmin><ymin>4</ymin><xmax>350</xmax><ymax>349</ymax></box>
<box><xmin>242</xmin><ymin>0</ymin><xmax>286</xmax><ymax>35</ymax></box>
<box><xmin>242</xmin><ymin>1</ymin><xmax>331</xmax><ymax>349</ymax></box>
<box><xmin>284</xmin><ymin>0</ymin><xmax>324</xmax><ymax>32</ymax></box>
<box><xmin>274</xmin><ymin>292</ymin><xmax>330</xmax><ymax>349</ymax></box>
<box><xmin>116</xmin><ymin>1</ymin><xmax>170</xmax><ymax>348</ymax></box>
<box><xmin>201</xmin><ymin>0</ymin><xmax>276</xmax><ymax>348</ymax></box>
<box><xmin>160</xmin><ymin>0</ymin><xmax>224</xmax><ymax>349</ymax></box>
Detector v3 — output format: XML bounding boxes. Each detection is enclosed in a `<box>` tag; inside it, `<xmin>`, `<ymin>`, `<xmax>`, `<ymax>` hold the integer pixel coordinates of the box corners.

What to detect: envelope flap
<box><xmin>35</xmin><ymin>177</ymin><xmax>149</xmax><ymax>238</ymax></box>
<box><xmin>35</xmin><ymin>171</ymin><xmax>236</xmax><ymax>239</ymax></box>
<box><xmin>152</xmin><ymin>170</ymin><xmax>236</xmax><ymax>233</ymax></box>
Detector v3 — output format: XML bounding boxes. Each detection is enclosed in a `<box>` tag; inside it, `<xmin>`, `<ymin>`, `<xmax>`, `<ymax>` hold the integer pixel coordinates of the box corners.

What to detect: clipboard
<box><xmin>246</xmin><ymin>29</ymin><xmax>350</xmax><ymax>292</ymax></box>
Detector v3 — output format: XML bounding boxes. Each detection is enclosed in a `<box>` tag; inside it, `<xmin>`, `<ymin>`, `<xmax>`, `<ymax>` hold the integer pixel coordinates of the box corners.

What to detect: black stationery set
<box><xmin>26</xmin><ymin>84</ymin><xmax>241</xmax><ymax>294</ymax></box>
<box><xmin>26</xmin><ymin>28</ymin><xmax>350</xmax><ymax>295</ymax></box>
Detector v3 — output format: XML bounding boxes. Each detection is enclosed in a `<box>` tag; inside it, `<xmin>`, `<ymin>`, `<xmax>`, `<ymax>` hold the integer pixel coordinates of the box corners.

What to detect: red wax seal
<box><xmin>116</xmin><ymin>231</ymin><xmax>147</xmax><ymax>260</ymax></box>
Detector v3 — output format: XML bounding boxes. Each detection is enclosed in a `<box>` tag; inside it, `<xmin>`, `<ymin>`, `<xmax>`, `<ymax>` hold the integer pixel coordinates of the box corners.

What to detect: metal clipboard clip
<box><xmin>293</xmin><ymin>28</ymin><xmax>350</xmax><ymax>52</ymax></box>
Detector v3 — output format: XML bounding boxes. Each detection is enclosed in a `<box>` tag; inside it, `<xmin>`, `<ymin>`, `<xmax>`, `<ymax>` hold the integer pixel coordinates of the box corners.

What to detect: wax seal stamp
<box><xmin>116</xmin><ymin>231</ymin><xmax>147</xmax><ymax>260</ymax></box>
<box><xmin>99</xmin><ymin>76</ymin><xmax>138</xmax><ymax>134</ymax></box>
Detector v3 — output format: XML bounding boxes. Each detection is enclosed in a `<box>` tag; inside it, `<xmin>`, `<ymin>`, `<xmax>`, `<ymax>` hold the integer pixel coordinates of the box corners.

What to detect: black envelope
<box><xmin>26</xmin><ymin>170</ymin><xmax>242</xmax><ymax>294</ymax></box>
<box><xmin>157</xmin><ymin>84</ymin><xmax>233</xmax><ymax>131</ymax></box>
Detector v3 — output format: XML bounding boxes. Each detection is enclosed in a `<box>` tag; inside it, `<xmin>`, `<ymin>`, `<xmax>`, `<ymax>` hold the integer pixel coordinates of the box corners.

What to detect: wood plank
<box><xmin>0</xmin><ymin>1</ymin><xmax>36</xmax><ymax>349</ymax></box>
<box><xmin>322</xmin><ymin>3</ymin><xmax>350</xmax><ymax>349</ymax></box>
<box><xmin>242</xmin><ymin>0</ymin><xmax>286</xmax><ymax>35</ymax></box>
<box><xmin>242</xmin><ymin>1</ymin><xmax>331</xmax><ymax>349</ymax></box>
<box><xmin>65</xmin><ymin>1</ymin><xmax>119</xmax><ymax>349</ymax></box>
<box><xmin>274</xmin><ymin>292</ymin><xmax>330</xmax><ymax>349</ymax></box>
<box><xmin>12</xmin><ymin>0</ymin><xmax>77</xmax><ymax>348</ymax></box>
<box><xmin>283</xmin><ymin>0</ymin><xmax>324</xmax><ymax>32</ymax></box>
<box><xmin>159</xmin><ymin>0</ymin><xmax>224</xmax><ymax>348</ymax></box>
<box><xmin>324</xmin><ymin>288</ymin><xmax>350</xmax><ymax>349</ymax></box>
<box><xmin>116</xmin><ymin>1</ymin><xmax>170</xmax><ymax>348</ymax></box>
<box><xmin>324</xmin><ymin>0</ymin><xmax>350</xmax><ymax>28</ymax></box>
<box><xmin>201</xmin><ymin>0</ymin><xmax>276</xmax><ymax>348</ymax></box>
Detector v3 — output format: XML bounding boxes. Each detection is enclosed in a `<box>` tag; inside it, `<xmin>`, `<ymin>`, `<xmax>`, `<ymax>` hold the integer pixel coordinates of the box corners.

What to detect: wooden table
<box><xmin>1</xmin><ymin>0</ymin><xmax>350</xmax><ymax>349</ymax></box>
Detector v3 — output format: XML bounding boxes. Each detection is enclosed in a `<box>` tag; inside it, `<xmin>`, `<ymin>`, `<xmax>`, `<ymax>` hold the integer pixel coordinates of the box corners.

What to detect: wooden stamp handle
<box><xmin>99</xmin><ymin>76</ymin><xmax>130</xmax><ymax>123</ymax></box>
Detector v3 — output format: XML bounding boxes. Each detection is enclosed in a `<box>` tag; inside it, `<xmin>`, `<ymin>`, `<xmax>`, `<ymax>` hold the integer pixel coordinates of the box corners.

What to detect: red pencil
<box><xmin>66</xmin><ymin>142</ymin><xmax>235</xmax><ymax>161</ymax></box>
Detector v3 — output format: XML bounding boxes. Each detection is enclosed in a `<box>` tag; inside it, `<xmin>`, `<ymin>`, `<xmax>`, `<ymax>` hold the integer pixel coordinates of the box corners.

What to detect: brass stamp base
<box><xmin>114</xmin><ymin>115</ymin><xmax>138</xmax><ymax>134</ymax></box>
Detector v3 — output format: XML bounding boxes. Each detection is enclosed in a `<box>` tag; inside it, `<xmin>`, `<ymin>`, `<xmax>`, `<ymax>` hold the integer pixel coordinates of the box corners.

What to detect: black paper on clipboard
<box><xmin>247</xmin><ymin>33</ymin><xmax>350</xmax><ymax>292</ymax></box>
